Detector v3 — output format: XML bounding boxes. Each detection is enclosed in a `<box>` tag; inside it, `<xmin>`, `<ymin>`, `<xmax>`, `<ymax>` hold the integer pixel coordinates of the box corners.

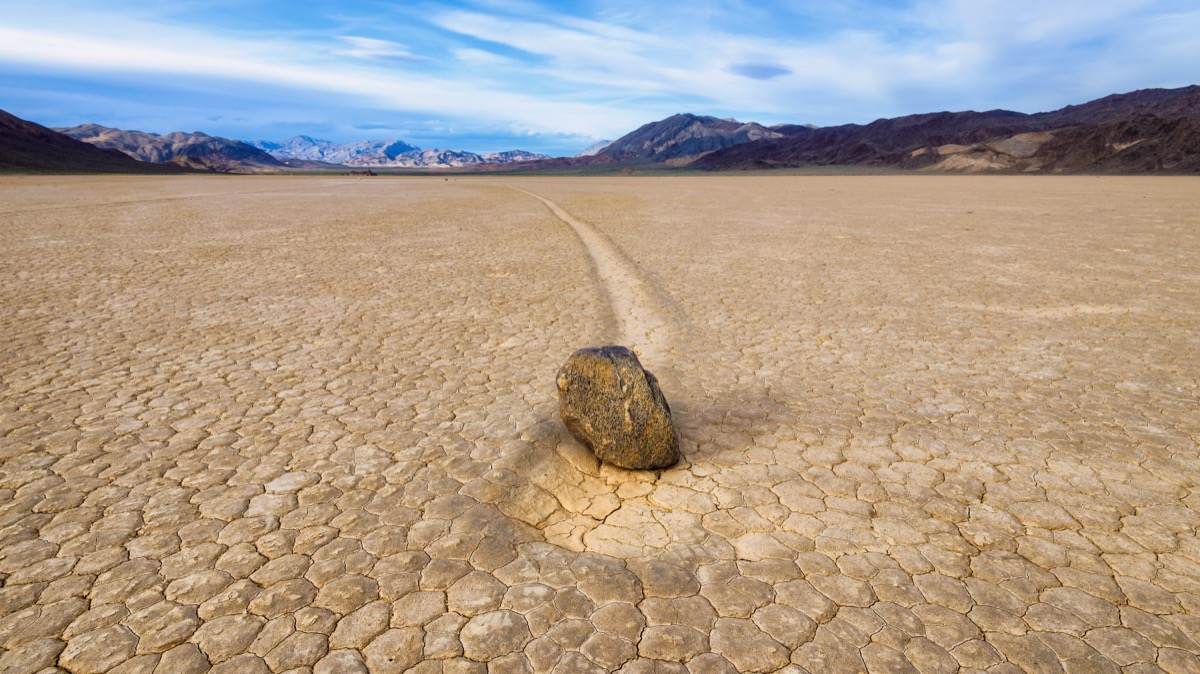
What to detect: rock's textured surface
<box><xmin>1</xmin><ymin>176</ymin><xmax>1198</xmax><ymax>674</ymax></box>
<box><xmin>556</xmin><ymin>346</ymin><xmax>680</xmax><ymax>470</ymax></box>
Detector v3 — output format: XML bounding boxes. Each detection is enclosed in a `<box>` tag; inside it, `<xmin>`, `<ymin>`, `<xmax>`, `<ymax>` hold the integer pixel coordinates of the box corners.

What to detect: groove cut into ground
<box><xmin>509</xmin><ymin>186</ymin><xmax>679</xmax><ymax>381</ymax></box>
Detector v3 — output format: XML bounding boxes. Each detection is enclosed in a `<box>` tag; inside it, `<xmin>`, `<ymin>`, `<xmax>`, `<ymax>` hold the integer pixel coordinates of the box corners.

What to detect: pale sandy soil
<box><xmin>1</xmin><ymin>174</ymin><xmax>1198</xmax><ymax>673</ymax></box>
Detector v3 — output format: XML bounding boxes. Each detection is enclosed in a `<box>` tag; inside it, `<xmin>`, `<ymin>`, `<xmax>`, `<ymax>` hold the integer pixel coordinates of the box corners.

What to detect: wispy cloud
<box><xmin>0</xmin><ymin>22</ymin><xmax>647</xmax><ymax>138</ymax></box>
<box><xmin>330</xmin><ymin>36</ymin><xmax>425</xmax><ymax>62</ymax></box>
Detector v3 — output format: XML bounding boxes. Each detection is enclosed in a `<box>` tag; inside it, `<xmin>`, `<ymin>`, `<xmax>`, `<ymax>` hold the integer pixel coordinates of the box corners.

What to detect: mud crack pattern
<box><xmin>0</xmin><ymin>175</ymin><xmax>1198</xmax><ymax>674</ymax></box>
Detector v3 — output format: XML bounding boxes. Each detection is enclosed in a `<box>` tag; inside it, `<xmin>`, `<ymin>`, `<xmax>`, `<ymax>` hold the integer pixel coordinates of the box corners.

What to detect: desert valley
<box><xmin>2</xmin><ymin>12</ymin><xmax>1200</xmax><ymax>664</ymax></box>
<box><xmin>1</xmin><ymin>171</ymin><xmax>1198</xmax><ymax>673</ymax></box>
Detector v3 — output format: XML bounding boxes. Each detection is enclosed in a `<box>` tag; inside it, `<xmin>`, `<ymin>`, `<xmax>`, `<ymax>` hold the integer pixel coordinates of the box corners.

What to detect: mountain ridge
<box><xmin>1</xmin><ymin>112</ymin><xmax>190</xmax><ymax>173</ymax></box>
<box><xmin>248</xmin><ymin>135</ymin><xmax>549</xmax><ymax>167</ymax></box>
<box><xmin>689</xmin><ymin>85</ymin><xmax>1200</xmax><ymax>173</ymax></box>
<box><xmin>55</xmin><ymin>124</ymin><xmax>285</xmax><ymax>172</ymax></box>
<box><xmin>6</xmin><ymin>85</ymin><xmax>1197</xmax><ymax>174</ymax></box>
<box><xmin>247</xmin><ymin>136</ymin><xmax>419</xmax><ymax>165</ymax></box>
<box><xmin>598</xmin><ymin>113</ymin><xmax>783</xmax><ymax>162</ymax></box>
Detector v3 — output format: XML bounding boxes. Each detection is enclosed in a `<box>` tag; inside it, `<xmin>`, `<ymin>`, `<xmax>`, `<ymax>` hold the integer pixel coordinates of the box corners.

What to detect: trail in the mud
<box><xmin>508</xmin><ymin>186</ymin><xmax>681</xmax><ymax>388</ymax></box>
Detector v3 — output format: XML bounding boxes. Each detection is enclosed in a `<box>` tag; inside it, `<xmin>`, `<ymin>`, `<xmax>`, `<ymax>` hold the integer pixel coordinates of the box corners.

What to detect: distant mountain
<box><xmin>251</xmin><ymin>135</ymin><xmax>547</xmax><ymax>168</ymax></box>
<box><xmin>21</xmin><ymin>84</ymin><xmax>1194</xmax><ymax>176</ymax></box>
<box><xmin>770</xmin><ymin>123</ymin><xmax>820</xmax><ymax>136</ymax></box>
<box><xmin>457</xmin><ymin>154</ymin><xmax>617</xmax><ymax>172</ymax></box>
<box><xmin>1033</xmin><ymin>86</ymin><xmax>1200</xmax><ymax>126</ymax></box>
<box><xmin>364</xmin><ymin>148</ymin><xmax>483</xmax><ymax>168</ymax></box>
<box><xmin>598</xmin><ymin>114</ymin><xmax>783</xmax><ymax>162</ymax></box>
<box><xmin>910</xmin><ymin>115</ymin><xmax>1200</xmax><ymax>173</ymax></box>
<box><xmin>691</xmin><ymin>85</ymin><xmax>1200</xmax><ymax>174</ymax></box>
<box><xmin>482</xmin><ymin>150</ymin><xmax>551</xmax><ymax>164</ymax></box>
<box><xmin>1033</xmin><ymin>115</ymin><xmax>1200</xmax><ymax>172</ymax></box>
<box><xmin>1</xmin><ymin>110</ymin><xmax>187</xmax><ymax>173</ymax></box>
<box><xmin>57</xmin><ymin>124</ymin><xmax>284</xmax><ymax>172</ymax></box>
<box><xmin>249</xmin><ymin>136</ymin><xmax>416</xmax><ymax>165</ymax></box>
<box><xmin>576</xmin><ymin>140</ymin><xmax>613</xmax><ymax>157</ymax></box>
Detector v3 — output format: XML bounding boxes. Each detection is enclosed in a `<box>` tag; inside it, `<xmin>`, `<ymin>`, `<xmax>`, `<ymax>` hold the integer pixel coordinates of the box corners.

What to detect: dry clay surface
<box><xmin>0</xmin><ymin>174</ymin><xmax>1198</xmax><ymax>674</ymax></box>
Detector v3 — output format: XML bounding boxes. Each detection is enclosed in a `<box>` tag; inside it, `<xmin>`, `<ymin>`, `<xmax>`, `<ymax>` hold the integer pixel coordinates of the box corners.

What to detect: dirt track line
<box><xmin>509</xmin><ymin>186</ymin><xmax>677</xmax><ymax>373</ymax></box>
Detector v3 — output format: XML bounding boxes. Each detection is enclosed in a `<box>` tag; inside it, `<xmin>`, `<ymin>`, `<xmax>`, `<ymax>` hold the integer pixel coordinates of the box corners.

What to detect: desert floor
<box><xmin>1</xmin><ymin>174</ymin><xmax>1198</xmax><ymax>673</ymax></box>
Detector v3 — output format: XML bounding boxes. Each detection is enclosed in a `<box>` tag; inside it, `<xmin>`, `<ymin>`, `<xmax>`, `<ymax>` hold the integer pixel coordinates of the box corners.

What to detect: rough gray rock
<box><xmin>556</xmin><ymin>346</ymin><xmax>680</xmax><ymax>470</ymax></box>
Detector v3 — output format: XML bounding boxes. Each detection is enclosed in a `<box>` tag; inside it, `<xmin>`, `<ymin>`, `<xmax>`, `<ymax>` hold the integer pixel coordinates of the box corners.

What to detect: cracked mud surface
<box><xmin>1</xmin><ymin>174</ymin><xmax>1198</xmax><ymax>673</ymax></box>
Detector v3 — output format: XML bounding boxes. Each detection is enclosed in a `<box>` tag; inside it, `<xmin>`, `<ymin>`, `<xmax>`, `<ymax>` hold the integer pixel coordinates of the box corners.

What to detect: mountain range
<box><xmin>3</xmin><ymin>85</ymin><xmax>1197</xmax><ymax>174</ymax></box>
<box><xmin>0</xmin><ymin>111</ymin><xmax>188</xmax><ymax>173</ymax></box>
<box><xmin>246</xmin><ymin>136</ymin><xmax>548</xmax><ymax>168</ymax></box>
<box><xmin>689</xmin><ymin>85</ymin><xmax>1200</xmax><ymax>173</ymax></box>
<box><xmin>596</xmin><ymin>114</ymin><xmax>788</xmax><ymax>163</ymax></box>
<box><xmin>42</xmin><ymin>127</ymin><xmax>549</xmax><ymax>171</ymax></box>
<box><xmin>56</xmin><ymin>124</ymin><xmax>287</xmax><ymax>172</ymax></box>
<box><xmin>455</xmin><ymin>85</ymin><xmax>1197</xmax><ymax>174</ymax></box>
<box><xmin>249</xmin><ymin>136</ymin><xmax>418</xmax><ymax>165</ymax></box>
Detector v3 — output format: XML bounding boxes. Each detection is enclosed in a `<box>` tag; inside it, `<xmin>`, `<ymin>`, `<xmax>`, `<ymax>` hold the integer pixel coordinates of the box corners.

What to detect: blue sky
<box><xmin>1</xmin><ymin>0</ymin><xmax>1197</xmax><ymax>156</ymax></box>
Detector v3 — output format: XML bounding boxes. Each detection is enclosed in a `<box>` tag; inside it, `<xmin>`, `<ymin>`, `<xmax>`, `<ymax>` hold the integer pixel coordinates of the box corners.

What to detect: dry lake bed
<box><xmin>1</xmin><ymin>174</ymin><xmax>1198</xmax><ymax>673</ymax></box>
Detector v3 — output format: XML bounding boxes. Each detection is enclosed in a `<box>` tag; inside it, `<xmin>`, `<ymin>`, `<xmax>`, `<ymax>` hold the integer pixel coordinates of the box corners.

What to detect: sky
<box><xmin>1</xmin><ymin>0</ymin><xmax>1197</xmax><ymax>156</ymax></box>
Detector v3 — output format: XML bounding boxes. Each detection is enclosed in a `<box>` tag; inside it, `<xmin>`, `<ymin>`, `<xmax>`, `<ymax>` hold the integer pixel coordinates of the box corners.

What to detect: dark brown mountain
<box><xmin>691</xmin><ymin>85</ymin><xmax>1200</xmax><ymax>173</ymax></box>
<box><xmin>1033</xmin><ymin>85</ymin><xmax>1200</xmax><ymax>126</ymax></box>
<box><xmin>769</xmin><ymin>123</ymin><xmax>820</xmax><ymax>136</ymax></box>
<box><xmin>56</xmin><ymin>124</ymin><xmax>286</xmax><ymax>173</ymax></box>
<box><xmin>0</xmin><ymin>109</ymin><xmax>187</xmax><ymax>173</ymax></box>
<box><xmin>1035</xmin><ymin>115</ymin><xmax>1200</xmax><ymax>172</ymax></box>
<box><xmin>598</xmin><ymin>114</ymin><xmax>783</xmax><ymax>162</ymax></box>
<box><xmin>937</xmin><ymin>115</ymin><xmax>1200</xmax><ymax>174</ymax></box>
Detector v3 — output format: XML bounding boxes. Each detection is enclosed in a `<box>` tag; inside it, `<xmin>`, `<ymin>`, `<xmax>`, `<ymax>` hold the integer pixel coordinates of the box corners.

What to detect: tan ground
<box><xmin>1</xmin><ymin>174</ymin><xmax>1198</xmax><ymax>673</ymax></box>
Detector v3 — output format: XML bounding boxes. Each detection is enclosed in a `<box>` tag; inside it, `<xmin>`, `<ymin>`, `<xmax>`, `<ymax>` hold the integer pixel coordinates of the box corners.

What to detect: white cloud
<box><xmin>331</xmin><ymin>36</ymin><xmax>424</xmax><ymax>62</ymax></box>
<box><xmin>0</xmin><ymin>22</ymin><xmax>649</xmax><ymax>137</ymax></box>
<box><xmin>425</xmin><ymin>7</ymin><xmax>1028</xmax><ymax>121</ymax></box>
<box><xmin>454</xmin><ymin>48</ymin><xmax>512</xmax><ymax>66</ymax></box>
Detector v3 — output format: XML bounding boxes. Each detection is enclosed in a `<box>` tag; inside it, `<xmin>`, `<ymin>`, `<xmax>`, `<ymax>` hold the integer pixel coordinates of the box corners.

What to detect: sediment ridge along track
<box><xmin>508</xmin><ymin>186</ymin><xmax>682</xmax><ymax>386</ymax></box>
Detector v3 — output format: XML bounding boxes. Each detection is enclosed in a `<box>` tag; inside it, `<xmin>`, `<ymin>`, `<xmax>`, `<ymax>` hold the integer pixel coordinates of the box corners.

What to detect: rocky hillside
<box><xmin>1</xmin><ymin>110</ymin><xmax>188</xmax><ymax>173</ymax></box>
<box><xmin>915</xmin><ymin>115</ymin><xmax>1200</xmax><ymax>173</ymax></box>
<box><xmin>57</xmin><ymin>124</ymin><xmax>285</xmax><ymax>172</ymax></box>
<box><xmin>599</xmin><ymin>114</ymin><xmax>783</xmax><ymax>162</ymax></box>
<box><xmin>691</xmin><ymin>85</ymin><xmax>1200</xmax><ymax>174</ymax></box>
<box><xmin>1033</xmin><ymin>86</ymin><xmax>1200</xmax><ymax>126</ymax></box>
